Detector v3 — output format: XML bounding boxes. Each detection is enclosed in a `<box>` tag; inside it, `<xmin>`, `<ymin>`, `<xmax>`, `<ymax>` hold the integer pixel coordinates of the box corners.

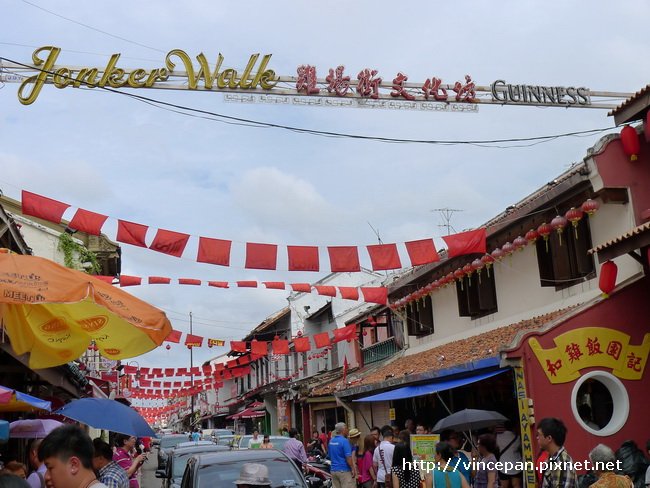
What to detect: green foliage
<box><xmin>57</xmin><ymin>232</ymin><xmax>101</xmax><ymax>274</ymax></box>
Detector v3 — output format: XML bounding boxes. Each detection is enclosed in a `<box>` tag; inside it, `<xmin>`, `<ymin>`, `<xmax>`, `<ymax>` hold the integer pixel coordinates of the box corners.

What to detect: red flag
<box><xmin>293</xmin><ymin>337</ymin><xmax>311</xmax><ymax>352</ymax></box>
<box><xmin>208</xmin><ymin>281</ymin><xmax>229</xmax><ymax>288</ymax></box>
<box><xmin>442</xmin><ymin>228</ymin><xmax>487</xmax><ymax>258</ymax></box>
<box><xmin>327</xmin><ymin>246</ymin><xmax>361</xmax><ymax>272</ymax></box>
<box><xmin>338</xmin><ymin>287</ymin><xmax>359</xmax><ymax>301</ymax></box>
<box><xmin>93</xmin><ymin>276</ymin><xmax>115</xmax><ymax>284</ymax></box>
<box><xmin>68</xmin><ymin>208</ymin><xmax>109</xmax><ymax>236</ymax></box>
<box><xmin>119</xmin><ymin>275</ymin><xmax>142</xmax><ymax>287</ymax></box>
<box><xmin>21</xmin><ymin>190</ymin><xmax>70</xmax><ymax>224</ymax></box>
<box><xmin>291</xmin><ymin>283</ymin><xmax>311</xmax><ymax>293</ymax></box>
<box><xmin>287</xmin><ymin>246</ymin><xmax>320</xmax><ymax>271</ymax></box>
<box><xmin>149</xmin><ymin>229</ymin><xmax>190</xmax><ymax>258</ymax></box>
<box><xmin>116</xmin><ymin>220</ymin><xmax>149</xmax><ymax>248</ymax></box>
<box><xmin>405</xmin><ymin>239</ymin><xmax>440</xmax><ymax>266</ymax></box>
<box><xmin>149</xmin><ymin>276</ymin><xmax>171</xmax><ymax>284</ymax></box>
<box><xmin>367</xmin><ymin>243</ymin><xmax>402</xmax><ymax>271</ymax></box>
<box><xmin>314</xmin><ymin>285</ymin><xmax>336</xmax><ymax>297</ymax></box>
<box><xmin>165</xmin><ymin>330</ymin><xmax>182</xmax><ymax>344</ymax></box>
<box><xmin>332</xmin><ymin>324</ymin><xmax>357</xmax><ymax>343</ymax></box>
<box><xmin>179</xmin><ymin>278</ymin><xmax>201</xmax><ymax>285</ymax></box>
<box><xmin>230</xmin><ymin>341</ymin><xmax>247</xmax><ymax>353</ymax></box>
<box><xmin>360</xmin><ymin>287</ymin><xmax>388</xmax><ymax>305</ymax></box>
<box><xmin>245</xmin><ymin>242</ymin><xmax>278</xmax><ymax>270</ymax></box>
<box><xmin>263</xmin><ymin>282</ymin><xmax>286</xmax><ymax>289</ymax></box>
<box><xmin>250</xmin><ymin>340</ymin><xmax>268</xmax><ymax>356</ymax></box>
<box><xmin>272</xmin><ymin>338</ymin><xmax>290</xmax><ymax>355</ymax></box>
<box><xmin>237</xmin><ymin>281</ymin><xmax>258</xmax><ymax>288</ymax></box>
<box><xmin>197</xmin><ymin>237</ymin><xmax>232</xmax><ymax>266</ymax></box>
<box><xmin>314</xmin><ymin>332</ymin><xmax>331</xmax><ymax>349</ymax></box>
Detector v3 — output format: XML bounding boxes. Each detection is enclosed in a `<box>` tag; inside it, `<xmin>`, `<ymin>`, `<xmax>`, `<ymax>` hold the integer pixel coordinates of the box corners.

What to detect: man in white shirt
<box><xmin>372</xmin><ymin>426</ymin><xmax>395</xmax><ymax>488</ymax></box>
<box><xmin>496</xmin><ymin>421</ymin><xmax>523</xmax><ymax>488</ymax></box>
<box><xmin>26</xmin><ymin>439</ymin><xmax>46</xmax><ymax>488</ymax></box>
<box><xmin>248</xmin><ymin>431</ymin><xmax>263</xmax><ymax>449</ymax></box>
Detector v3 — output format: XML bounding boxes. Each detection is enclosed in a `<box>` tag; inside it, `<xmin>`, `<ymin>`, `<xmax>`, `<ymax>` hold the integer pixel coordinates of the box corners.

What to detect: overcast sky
<box><xmin>2</xmin><ymin>0</ymin><xmax>650</xmax><ymax>376</ymax></box>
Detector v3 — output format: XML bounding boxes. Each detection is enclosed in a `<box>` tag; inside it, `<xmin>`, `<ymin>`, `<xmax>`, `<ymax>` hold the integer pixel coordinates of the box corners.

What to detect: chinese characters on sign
<box><xmin>529</xmin><ymin>327</ymin><xmax>650</xmax><ymax>384</ymax></box>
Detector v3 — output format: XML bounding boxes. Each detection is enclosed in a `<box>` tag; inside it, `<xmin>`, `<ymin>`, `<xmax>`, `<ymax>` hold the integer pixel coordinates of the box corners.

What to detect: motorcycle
<box><xmin>304</xmin><ymin>455</ymin><xmax>332</xmax><ymax>488</ymax></box>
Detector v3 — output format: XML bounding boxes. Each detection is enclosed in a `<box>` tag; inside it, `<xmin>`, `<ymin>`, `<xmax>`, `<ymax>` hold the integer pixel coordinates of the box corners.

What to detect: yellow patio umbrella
<box><xmin>0</xmin><ymin>249</ymin><xmax>172</xmax><ymax>368</ymax></box>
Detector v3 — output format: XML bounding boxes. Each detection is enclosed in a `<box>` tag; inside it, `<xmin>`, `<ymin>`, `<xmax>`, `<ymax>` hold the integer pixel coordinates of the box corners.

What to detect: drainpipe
<box><xmin>336</xmin><ymin>396</ymin><xmax>356</xmax><ymax>429</ymax></box>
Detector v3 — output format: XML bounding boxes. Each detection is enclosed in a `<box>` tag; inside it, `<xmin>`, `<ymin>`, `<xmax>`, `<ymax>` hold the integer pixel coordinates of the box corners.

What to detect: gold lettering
<box><xmin>252</xmin><ymin>55</ymin><xmax>279</xmax><ymax>89</ymax></box>
<box><xmin>217</xmin><ymin>68</ymin><xmax>237</xmax><ymax>89</ymax></box>
<box><xmin>166</xmin><ymin>49</ymin><xmax>199</xmax><ymax>89</ymax></box>
<box><xmin>53</xmin><ymin>68</ymin><xmax>73</xmax><ymax>88</ymax></box>
<box><xmin>127</xmin><ymin>69</ymin><xmax>147</xmax><ymax>87</ymax></box>
<box><xmin>108</xmin><ymin>69</ymin><xmax>126</xmax><ymax>88</ymax></box>
<box><xmin>144</xmin><ymin>68</ymin><xmax>169</xmax><ymax>87</ymax></box>
<box><xmin>18</xmin><ymin>46</ymin><xmax>61</xmax><ymax>105</ymax></box>
<box><xmin>98</xmin><ymin>54</ymin><xmax>126</xmax><ymax>88</ymax></box>
<box><xmin>73</xmin><ymin>68</ymin><xmax>99</xmax><ymax>88</ymax></box>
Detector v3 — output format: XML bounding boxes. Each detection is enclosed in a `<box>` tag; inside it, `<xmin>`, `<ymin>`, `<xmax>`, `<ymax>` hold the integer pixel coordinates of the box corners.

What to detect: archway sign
<box><xmin>1</xmin><ymin>46</ymin><xmax>632</xmax><ymax>111</ymax></box>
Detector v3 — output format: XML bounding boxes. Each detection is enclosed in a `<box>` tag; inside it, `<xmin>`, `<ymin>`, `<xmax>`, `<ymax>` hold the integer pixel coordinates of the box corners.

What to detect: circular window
<box><xmin>571</xmin><ymin>371</ymin><xmax>629</xmax><ymax>436</ymax></box>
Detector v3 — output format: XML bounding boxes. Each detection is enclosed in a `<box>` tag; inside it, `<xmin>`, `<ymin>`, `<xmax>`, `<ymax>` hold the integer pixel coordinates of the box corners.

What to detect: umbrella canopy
<box><xmin>55</xmin><ymin>398</ymin><xmax>155</xmax><ymax>437</ymax></box>
<box><xmin>10</xmin><ymin>419</ymin><xmax>62</xmax><ymax>438</ymax></box>
<box><xmin>0</xmin><ymin>250</ymin><xmax>172</xmax><ymax>368</ymax></box>
<box><xmin>0</xmin><ymin>385</ymin><xmax>51</xmax><ymax>413</ymax></box>
<box><xmin>432</xmin><ymin>408</ymin><xmax>508</xmax><ymax>433</ymax></box>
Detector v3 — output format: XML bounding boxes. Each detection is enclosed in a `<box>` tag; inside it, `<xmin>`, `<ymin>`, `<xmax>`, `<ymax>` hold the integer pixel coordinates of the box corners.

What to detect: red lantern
<box><xmin>537</xmin><ymin>222</ymin><xmax>553</xmax><ymax>252</ymax></box>
<box><xmin>491</xmin><ymin>248</ymin><xmax>504</xmax><ymax>261</ymax></box>
<box><xmin>472</xmin><ymin>258</ymin><xmax>485</xmax><ymax>283</ymax></box>
<box><xmin>454</xmin><ymin>268</ymin><xmax>465</xmax><ymax>281</ymax></box>
<box><xmin>565</xmin><ymin>207</ymin><xmax>583</xmax><ymax>239</ymax></box>
<box><xmin>525</xmin><ymin>229</ymin><xmax>539</xmax><ymax>244</ymax></box>
<box><xmin>599</xmin><ymin>260</ymin><xmax>618</xmax><ymax>297</ymax></box>
<box><xmin>513</xmin><ymin>236</ymin><xmax>527</xmax><ymax>250</ymax></box>
<box><xmin>581</xmin><ymin>199</ymin><xmax>600</xmax><ymax>217</ymax></box>
<box><xmin>620</xmin><ymin>125</ymin><xmax>640</xmax><ymax>161</ymax></box>
<box><xmin>551</xmin><ymin>215</ymin><xmax>568</xmax><ymax>246</ymax></box>
<box><xmin>462</xmin><ymin>263</ymin><xmax>473</xmax><ymax>276</ymax></box>
<box><xmin>501</xmin><ymin>242</ymin><xmax>515</xmax><ymax>255</ymax></box>
<box><xmin>481</xmin><ymin>254</ymin><xmax>495</xmax><ymax>277</ymax></box>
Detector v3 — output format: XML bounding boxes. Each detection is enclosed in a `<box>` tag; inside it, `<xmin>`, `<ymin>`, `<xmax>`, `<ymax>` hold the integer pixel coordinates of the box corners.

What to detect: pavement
<box><xmin>140</xmin><ymin>455</ymin><xmax>159</xmax><ymax>488</ymax></box>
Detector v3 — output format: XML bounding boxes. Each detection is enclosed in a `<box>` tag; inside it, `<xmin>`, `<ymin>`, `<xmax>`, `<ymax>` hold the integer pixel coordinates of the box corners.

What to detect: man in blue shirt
<box><xmin>328</xmin><ymin>422</ymin><xmax>357</xmax><ymax>488</ymax></box>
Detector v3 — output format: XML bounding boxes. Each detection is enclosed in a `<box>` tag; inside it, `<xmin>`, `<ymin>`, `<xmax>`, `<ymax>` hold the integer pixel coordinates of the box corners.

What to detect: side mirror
<box><xmin>155</xmin><ymin>470</ymin><xmax>167</xmax><ymax>479</ymax></box>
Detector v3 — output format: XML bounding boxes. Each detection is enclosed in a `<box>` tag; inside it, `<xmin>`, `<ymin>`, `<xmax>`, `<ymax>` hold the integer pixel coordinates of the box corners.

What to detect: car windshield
<box><xmin>161</xmin><ymin>436</ymin><xmax>186</xmax><ymax>449</ymax></box>
<box><xmin>216</xmin><ymin>436</ymin><xmax>234</xmax><ymax>446</ymax></box>
<box><xmin>197</xmin><ymin>456</ymin><xmax>302</xmax><ymax>488</ymax></box>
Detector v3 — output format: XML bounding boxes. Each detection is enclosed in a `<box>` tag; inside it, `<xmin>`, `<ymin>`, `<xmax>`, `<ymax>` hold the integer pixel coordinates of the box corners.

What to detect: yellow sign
<box><xmin>17</xmin><ymin>46</ymin><xmax>279</xmax><ymax>105</ymax></box>
<box><xmin>530</xmin><ymin>327</ymin><xmax>650</xmax><ymax>384</ymax></box>
<box><xmin>389</xmin><ymin>408</ymin><xmax>396</xmax><ymax>421</ymax></box>
<box><xmin>514</xmin><ymin>366</ymin><xmax>536</xmax><ymax>488</ymax></box>
<box><xmin>410</xmin><ymin>434</ymin><xmax>440</xmax><ymax>463</ymax></box>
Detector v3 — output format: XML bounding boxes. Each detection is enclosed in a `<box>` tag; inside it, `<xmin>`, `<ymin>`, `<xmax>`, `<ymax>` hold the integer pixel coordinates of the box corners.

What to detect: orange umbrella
<box><xmin>0</xmin><ymin>249</ymin><xmax>172</xmax><ymax>368</ymax></box>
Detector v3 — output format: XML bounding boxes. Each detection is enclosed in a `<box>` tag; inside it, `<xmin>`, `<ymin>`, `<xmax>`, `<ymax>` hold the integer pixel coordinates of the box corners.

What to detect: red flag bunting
<box><xmin>287</xmin><ymin>246</ymin><xmax>320</xmax><ymax>272</ymax></box>
<box><xmin>315</xmin><ymin>286</ymin><xmax>336</xmax><ymax>297</ymax></box>
<box><xmin>230</xmin><ymin>341</ymin><xmax>247</xmax><ymax>353</ymax></box>
<box><xmin>272</xmin><ymin>338</ymin><xmax>290</xmax><ymax>355</ymax></box>
<box><xmin>208</xmin><ymin>281</ymin><xmax>229</xmax><ymax>288</ymax></box>
<box><xmin>208</xmin><ymin>338</ymin><xmax>225</xmax><ymax>347</ymax></box>
<box><xmin>442</xmin><ymin>228</ymin><xmax>487</xmax><ymax>258</ymax></box>
<box><xmin>116</xmin><ymin>220</ymin><xmax>149</xmax><ymax>248</ymax></box>
<box><xmin>119</xmin><ymin>275</ymin><xmax>142</xmax><ymax>287</ymax></box>
<box><xmin>93</xmin><ymin>276</ymin><xmax>114</xmax><ymax>284</ymax></box>
<box><xmin>21</xmin><ymin>190</ymin><xmax>70</xmax><ymax>224</ymax></box>
<box><xmin>165</xmin><ymin>330</ymin><xmax>182</xmax><ymax>343</ymax></box>
<box><xmin>237</xmin><ymin>281</ymin><xmax>258</xmax><ymax>288</ymax></box>
<box><xmin>367</xmin><ymin>243</ymin><xmax>402</xmax><ymax>271</ymax></box>
<box><xmin>68</xmin><ymin>208</ymin><xmax>109</xmax><ymax>236</ymax></box>
<box><xmin>149</xmin><ymin>276</ymin><xmax>171</xmax><ymax>284</ymax></box>
<box><xmin>338</xmin><ymin>287</ymin><xmax>359</xmax><ymax>301</ymax></box>
<box><xmin>251</xmin><ymin>340</ymin><xmax>268</xmax><ymax>356</ymax></box>
<box><xmin>179</xmin><ymin>278</ymin><xmax>201</xmax><ymax>285</ymax></box>
<box><xmin>123</xmin><ymin>365</ymin><xmax>138</xmax><ymax>375</ymax></box>
<box><xmin>245</xmin><ymin>242</ymin><xmax>278</xmax><ymax>270</ymax></box>
<box><xmin>165</xmin><ymin>368</ymin><xmax>175</xmax><ymax>376</ymax></box>
<box><xmin>263</xmin><ymin>282</ymin><xmax>286</xmax><ymax>289</ymax></box>
<box><xmin>293</xmin><ymin>337</ymin><xmax>311</xmax><ymax>352</ymax></box>
<box><xmin>314</xmin><ymin>332</ymin><xmax>331</xmax><ymax>349</ymax></box>
<box><xmin>327</xmin><ymin>246</ymin><xmax>361</xmax><ymax>272</ymax></box>
<box><xmin>149</xmin><ymin>229</ymin><xmax>190</xmax><ymax>258</ymax></box>
<box><xmin>197</xmin><ymin>237</ymin><xmax>231</xmax><ymax>266</ymax></box>
<box><xmin>291</xmin><ymin>283</ymin><xmax>312</xmax><ymax>293</ymax></box>
<box><xmin>332</xmin><ymin>324</ymin><xmax>357</xmax><ymax>343</ymax></box>
<box><xmin>360</xmin><ymin>287</ymin><xmax>388</xmax><ymax>305</ymax></box>
<box><xmin>405</xmin><ymin>238</ymin><xmax>440</xmax><ymax>266</ymax></box>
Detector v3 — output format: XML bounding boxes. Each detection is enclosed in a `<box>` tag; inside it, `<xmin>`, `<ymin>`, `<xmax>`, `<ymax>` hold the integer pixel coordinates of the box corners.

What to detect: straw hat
<box><xmin>234</xmin><ymin>463</ymin><xmax>271</xmax><ymax>486</ymax></box>
<box><xmin>348</xmin><ymin>428</ymin><xmax>361</xmax><ymax>438</ymax></box>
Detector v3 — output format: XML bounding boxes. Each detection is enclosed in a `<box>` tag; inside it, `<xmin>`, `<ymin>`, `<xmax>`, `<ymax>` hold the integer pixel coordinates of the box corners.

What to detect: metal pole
<box><xmin>190</xmin><ymin>311</ymin><xmax>194</xmax><ymax>428</ymax></box>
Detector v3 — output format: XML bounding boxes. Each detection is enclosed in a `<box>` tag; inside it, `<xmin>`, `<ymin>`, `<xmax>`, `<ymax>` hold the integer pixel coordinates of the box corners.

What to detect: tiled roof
<box><xmin>588</xmin><ymin>221</ymin><xmax>650</xmax><ymax>254</ymax></box>
<box><xmin>608</xmin><ymin>84</ymin><xmax>650</xmax><ymax>117</ymax></box>
<box><xmin>313</xmin><ymin>307</ymin><xmax>576</xmax><ymax>396</ymax></box>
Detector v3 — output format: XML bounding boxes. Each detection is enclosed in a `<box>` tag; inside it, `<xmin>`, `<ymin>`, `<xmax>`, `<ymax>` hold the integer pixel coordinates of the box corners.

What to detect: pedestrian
<box><xmin>349</xmin><ymin>428</ymin><xmax>361</xmax><ymax>457</ymax></box>
<box><xmin>497</xmin><ymin>420</ymin><xmax>523</xmax><ymax>488</ymax></box>
<box><xmin>536</xmin><ymin>417</ymin><xmax>578</xmax><ymax>488</ymax></box>
<box><xmin>431</xmin><ymin>442</ymin><xmax>469</xmax><ymax>488</ymax></box>
<box><xmin>260</xmin><ymin>435</ymin><xmax>274</xmax><ymax>449</ymax></box>
<box><xmin>415</xmin><ymin>425</ymin><xmax>426</xmax><ymax>435</ymax></box>
<box><xmin>37</xmin><ymin>424</ymin><xmax>108</xmax><ymax>488</ymax></box>
<box><xmin>328</xmin><ymin>423</ymin><xmax>357</xmax><ymax>488</ymax></box>
<box><xmin>92</xmin><ymin>439</ymin><xmax>129</xmax><ymax>488</ymax></box>
<box><xmin>404</xmin><ymin>420</ymin><xmax>415</xmax><ymax>435</ymax></box>
<box><xmin>439</xmin><ymin>430</ymin><xmax>470</xmax><ymax>484</ymax></box>
<box><xmin>26</xmin><ymin>440</ymin><xmax>46</xmax><ymax>488</ymax></box>
<box><xmin>234</xmin><ymin>463</ymin><xmax>271</xmax><ymax>487</ymax></box>
<box><xmin>589</xmin><ymin>444</ymin><xmax>633</xmax><ymax>488</ymax></box>
<box><xmin>113</xmin><ymin>434</ymin><xmax>146</xmax><ymax>488</ymax></box>
<box><xmin>248</xmin><ymin>431</ymin><xmax>262</xmax><ymax>449</ymax></box>
<box><xmin>370</xmin><ymin>427</ymin><xmax>381</xmax><ymax>449</ymax></box>
<box><xmin>1</xmin><ymin>462</ymin><xmax>27</xmax><ymax>479</ymax></box>
<box><xmin>190</xmin><ymin>429</ymin><xmax>200</xmax><ymax>442</ymax></box>
<box><xmin>318</xmin><ymin>427</ymin><xmax>329</xmax><ymax>454</ymax></box>
<box><xmin>391</xmin><ymin>441</ymin><xmax>420</xmax><ymax>488</ymax></box>
<box><xmin>281</xmin><ymin>427</ymin><xmax>289</xmax><ymax>438</ymax></box>
<box><xmin>474</xmin><ymin>434</ymin><xmax>499</xmax><ymax>488</ymax></box>
<box><xmin>307</xmin><ymin>430</ymin><xmax>326</xmax><ymax>456</ymax></box>
<box><xmin>358</xmin><ymin>435</ymin><xmax>377</xmax><ymax>488</ymax></box>
<box><xmin>373</xmin><ymin>426</ymin><xmax>396</xmax><ymax>488</ymax></box>
<box><xmin>282</xmin><ymin>428</ymin><xmax>307</xmax><ymax>469</ymax></box>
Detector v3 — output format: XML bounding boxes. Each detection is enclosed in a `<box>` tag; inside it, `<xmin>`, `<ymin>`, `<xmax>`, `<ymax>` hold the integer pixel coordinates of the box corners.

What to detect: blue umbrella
<box><xmin>54</xmin><ymin>398</ymin><xmax>155</xmax><ymax>437</ymax></box>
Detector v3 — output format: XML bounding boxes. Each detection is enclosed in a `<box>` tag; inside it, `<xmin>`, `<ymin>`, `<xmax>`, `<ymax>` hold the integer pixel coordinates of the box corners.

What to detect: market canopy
<box><xmin>0</xmin><ymin>385</ymin><xmax>51</xmax><ymax>412</ymax></box>
<box><xmin>228</xmin><ymin>405</ymin><xmax>266</xmax><ymax>420</ymax></box>
<box><xmin>0</xmin><ymin>250</ymin><xmax>172</xmax><ymax>368</ymax></box>
<box><xmin>353</xmin><ymin>369</ymin><xmax>507</xmax><ymax>402</ymax></box>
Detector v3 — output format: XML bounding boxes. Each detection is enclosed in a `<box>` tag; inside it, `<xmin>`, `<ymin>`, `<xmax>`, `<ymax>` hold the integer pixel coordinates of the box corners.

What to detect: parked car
<box><xmin>214</xmin><ymin>434</ymin><xmax>235</xmax><ymax>447</ymax></box>
<box><xmin>180</xmin><ymin>449</ymin><xmax>309</xmax><ymax>488</ymax></box>
<box><xmin>156</xmin><ymin>443</ymin><xmax>228</xmax><ymax>488</ymax></box>
<box><xmin>232</xmin><ymin>435</ymin><xmax>291</xmax><ymax>451</ymax></box>
<box><xmin>157</xmin><ymin>434</ymin><xmax>192</xmax><ymax>469</ymax></box>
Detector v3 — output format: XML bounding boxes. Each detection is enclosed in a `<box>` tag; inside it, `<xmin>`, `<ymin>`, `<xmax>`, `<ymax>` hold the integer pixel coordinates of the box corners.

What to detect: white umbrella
<box><xmin>10</xmin><ymin>419</ymin><xmax>63</xmax><ymax>438</ymax></box>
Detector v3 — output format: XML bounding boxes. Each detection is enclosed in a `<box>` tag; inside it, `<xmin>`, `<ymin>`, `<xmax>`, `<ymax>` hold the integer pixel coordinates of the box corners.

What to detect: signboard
<box><xmin>529</xmin><ymin>327</ymin><xmax>650</xmax><ymax>384</ymax></box>
<box><xmin>514</xmin><ymin>366</ymin><xmax>536</xmax><ymax>488</ymax></box>
<box><xmin>2</xmin><ymin>46</ymin><xmax>631</xmax><ymax>110</ymax></box>
<box><xmin>389</xmin><ymin>408</ymin><xmax>396</xmax><ymax>421</ymax></box>
<box><xmin>410</xmin><ymin>434</ymin><xmax>440</xmax><ymax>463</ymax></box>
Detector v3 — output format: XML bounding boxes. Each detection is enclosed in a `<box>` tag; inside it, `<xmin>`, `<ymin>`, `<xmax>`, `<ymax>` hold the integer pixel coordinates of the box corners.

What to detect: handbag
<box><xmin>379</xmin><ymin>447</ymin><xmax>393</xmax><ymax>488</ymax></box>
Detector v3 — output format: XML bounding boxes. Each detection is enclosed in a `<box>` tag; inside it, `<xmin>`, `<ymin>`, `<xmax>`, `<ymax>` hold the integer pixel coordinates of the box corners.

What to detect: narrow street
<box><xmin>139</xmin><ymin>456</ymin><xmax>159</xmax><ymax>488</ymax></box>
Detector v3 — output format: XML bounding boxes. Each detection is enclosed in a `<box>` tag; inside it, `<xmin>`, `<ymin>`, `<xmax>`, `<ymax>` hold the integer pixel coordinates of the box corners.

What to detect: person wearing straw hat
<box><xmin>234</xmin><ymin>463</ymin><xmax>271</xmax><ymax>487</ymax></box>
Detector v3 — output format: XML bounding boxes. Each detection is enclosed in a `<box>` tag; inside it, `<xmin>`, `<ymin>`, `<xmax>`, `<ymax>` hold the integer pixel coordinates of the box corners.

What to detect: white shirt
<box><xmin>26</xmin><ymin>463</ymin><xmax>47</xmax><ymax>488</ymax></box>
<box><xmin>373</xmin><ymin>441</ymin><xmax>395</xmax><ymax>483</ymax></box>
<box><xmin>496</xmin><ymin>431</ymin><xmax>522</xmax><ymax>474</ymax></box>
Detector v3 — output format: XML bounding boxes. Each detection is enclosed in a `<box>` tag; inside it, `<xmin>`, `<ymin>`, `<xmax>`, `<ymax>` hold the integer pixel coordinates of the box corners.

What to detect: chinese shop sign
<box><xmin>529</xmin><ymin>327</ymin><xmax>650</xmax><ymax>384</ymax></box>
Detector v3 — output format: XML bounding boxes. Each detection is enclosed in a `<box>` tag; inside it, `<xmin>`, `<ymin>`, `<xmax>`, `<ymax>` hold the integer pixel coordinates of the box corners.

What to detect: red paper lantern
<box><xmin>620</xmin><ymin>125</ymin><xmax>640</xmax><ymax>161</ymax></box>
<box><xmin>481</xmin><ymin>254</ymin><xmax>495</xmax><ymax>277</ymax></box>
<box><xmin>471</xmin><ymin>258</ymin><xmax>484</xmax><ymax>271</ymax></box>
<box><xmin>599</xmin><ymin>260</ymin><xmax>617</xmax><ymax>297</ymax></box>
<box><xmin>525</xmin><ymin>229</ymin><xmax>539</xmax><ymax>244</ymax></box>
<box><xmin>551</xmin><ymin>215</ymin><xmax>568</xmax><ymax>246</ymax></box>
<box><xmin>537</xmin><ymin>222</ymin><xmax>553</xmax><ymax>252</ymax></box>
<box><xmin>454</xmin><ymin>268</ymin><xmax>465</xmax><ymax>281</ymax></box>
<box><xmin>513</xmin><ymin>236</ymin><xmax>527</xmax><ymax>250</ymax></box>
<box><xmin>501</xmin><ymin>242</ymin><xmax>515</xmax><ymax>255</ymax></box>
<box><xmin>581</xmin><ymin>199</ymin><xmax>600</xmax><ymax>217</ymax></box>
<box><xmin>491</xmin><ymin>248</ymin><xmax>504</xmax><ymax>261</ymax></box>
<box><xmin>565</xmin><ymin>207</ymin><xmax>583</xmax><ymax>239</ymax></box>
<box><xmin>462</xmin><ymin>263</ymin><xmax>473</xmax><ymax>276</ymax></box>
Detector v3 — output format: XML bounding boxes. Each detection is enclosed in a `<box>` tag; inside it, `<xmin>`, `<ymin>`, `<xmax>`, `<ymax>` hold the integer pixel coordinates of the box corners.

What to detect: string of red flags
<box><xmin>22</xmin><ymin>190</ymin><xmax>486</xmax><ymax>272</ymax></box>
<box><xmin>102</xmin><ymin>274</ymin><xmax>388</xmax><ymax>305</ymax></box>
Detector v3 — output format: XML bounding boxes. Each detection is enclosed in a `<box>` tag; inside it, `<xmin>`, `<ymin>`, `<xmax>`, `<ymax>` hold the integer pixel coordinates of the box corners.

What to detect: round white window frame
<box><xmin>570</xmin><ymin>370</ymin><xmax>629</xmax><ymax>436</ymax></box>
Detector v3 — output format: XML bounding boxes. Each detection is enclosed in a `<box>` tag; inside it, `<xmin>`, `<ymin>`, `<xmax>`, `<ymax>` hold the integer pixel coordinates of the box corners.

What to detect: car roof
<box><xmin>194</xmin><ymin>448</ymin><xmax>292</xmax><ymax>466</ymax></box>
<box><xmin>171</xmin><ymin>444</ymin><xmax>228</xmax><ymax>455</ymax></box>
<box><xmin>162</xmin><ymin>434</ymin><xmax>188</xmax><ymax>439</ymax></box>
<box><xmin>175</xmin><ymin>441</ymin><xmax>214</xmax><ymax>448</ymax></box>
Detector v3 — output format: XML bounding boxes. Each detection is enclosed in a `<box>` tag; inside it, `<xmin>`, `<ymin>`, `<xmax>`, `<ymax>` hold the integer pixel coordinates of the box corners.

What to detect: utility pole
<box><xmin>431</xmin><ymin>208</ymin><xmax>464</xmax><ymax>235</ymax></box>
<box><xmin>190</xmin><ymin>311</ymin><xmax>194</xmax><ymax>429</ymax></box>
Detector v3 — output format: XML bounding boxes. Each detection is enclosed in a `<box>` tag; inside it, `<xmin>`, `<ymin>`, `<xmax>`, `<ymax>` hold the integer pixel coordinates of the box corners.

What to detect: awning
<box><xmin>0</xmin><ymin>385</ymin><xmax>52</xmax><ymax>412</ymax></box>
<box><xmin>228</xmin><ymin>406</ymin><xmax>267</xmax><ymax>419</ymax></box>
<box><xmin>353</xmin><ymin>369</ymin><xmax>507</xmax><ymax>402</ymax></box>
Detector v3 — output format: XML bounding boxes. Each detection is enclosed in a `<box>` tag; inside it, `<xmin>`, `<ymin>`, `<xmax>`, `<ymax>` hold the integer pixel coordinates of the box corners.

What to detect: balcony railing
<box><xmin>361</xmin><ymin>337</ymin><xmax>400</xmax><ymax>366</ymax></box>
